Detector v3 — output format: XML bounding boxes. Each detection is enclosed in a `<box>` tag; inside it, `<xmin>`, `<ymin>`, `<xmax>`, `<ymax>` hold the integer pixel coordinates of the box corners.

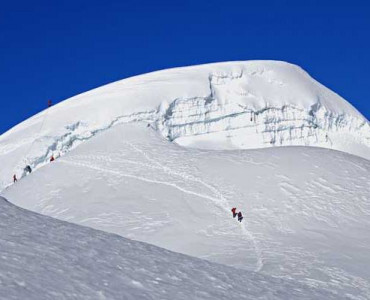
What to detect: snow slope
<box><xmin>3</xmin><ymin>123</ymin><xmax>370</xmax><ymax>299</ymax></box>
<box><xmin>2</xmin><ymin>196</ymin><xmax>340</xmax><ymax>299</ymax></box>
<box><xmin>1</xmin><ymin>60</ymin><xmax>370</xmax><ymax>298</ymax></box>
<box><xmin>0</xmin><ymin>60</ymin><xmax>369</xmax><ymax>190</ymax></box>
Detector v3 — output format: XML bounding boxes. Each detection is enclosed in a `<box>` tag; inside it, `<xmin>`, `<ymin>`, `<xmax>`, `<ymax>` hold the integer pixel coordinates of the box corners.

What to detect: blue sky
<box><xmin>0</xmin><ymin>0</ymin><xmax>369</xmax><ymax>134</ymax></box>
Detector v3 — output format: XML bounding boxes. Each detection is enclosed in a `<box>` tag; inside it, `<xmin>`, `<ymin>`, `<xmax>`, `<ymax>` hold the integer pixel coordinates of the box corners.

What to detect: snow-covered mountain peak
<box><xmin>0</xmin><ymin>60</ymin><xmax>369</xmax><ymax>189</ymax></box>
<box><xmin>53</xmin><ymin>60</ymin><xmax>364</xmax><ymax>119</ymax></box>
<box><xmin>1</xmin><ymin>61</ymin><xmax>370</xmax><ymax>298</ymax></box>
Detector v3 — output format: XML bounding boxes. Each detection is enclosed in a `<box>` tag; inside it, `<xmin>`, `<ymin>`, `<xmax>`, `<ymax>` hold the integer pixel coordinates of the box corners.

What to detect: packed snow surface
<box><xmin>0</xmin><ymin>60</ymin><xmax>369</xmax><ymax>189</ymax></box>
<box><xmin>3</xmin><ymin>123</ymin><xmax>370</xmax><ymax>299</ymax></box>
<box><xmin>1</xmin><ymin>60</ymin><xmax>370</xmax><ymax>298</ymax></box>
<box><xmin>2</xmin><ymin>197</ymin><xmax>341</xmax><ymax>299</ymax></box>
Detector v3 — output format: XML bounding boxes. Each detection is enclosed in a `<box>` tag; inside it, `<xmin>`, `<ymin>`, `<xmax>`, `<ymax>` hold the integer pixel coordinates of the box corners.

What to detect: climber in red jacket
<box><xmin>231</xmin><ymin>207</ymin><xmax>237</xmax><ymax>218</ymax></box>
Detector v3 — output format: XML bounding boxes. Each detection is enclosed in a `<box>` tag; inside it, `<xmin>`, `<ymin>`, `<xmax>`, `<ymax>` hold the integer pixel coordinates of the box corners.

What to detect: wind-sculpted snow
<box><xmin>4</xmin><ymin>123</ymin><xmax>370</xmax><ymax>299</ymax></box>
<box><xmin>1</xmin><ymin>197</ymin><xmax>341</xmax><ymax>299</ymax></box>
<box><xmin>0</xmin><ymin>60</ymin><xmax>369</xmax><ymax>190</ymax></box>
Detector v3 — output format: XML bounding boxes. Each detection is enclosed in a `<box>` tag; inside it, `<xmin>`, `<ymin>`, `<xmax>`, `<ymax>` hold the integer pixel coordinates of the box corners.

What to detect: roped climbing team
<box><xmin>231</xmin><ymin>207</ymin><xmax>243</xmax><ymax>222</ymax></box>
<box><xmin>12</xmin><ymin>100</ymin><xmax>55</xmax><ymax>184</ymax></box>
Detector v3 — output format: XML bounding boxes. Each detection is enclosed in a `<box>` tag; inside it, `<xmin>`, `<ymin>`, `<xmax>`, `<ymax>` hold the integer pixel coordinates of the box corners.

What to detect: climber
<box><xmin>50</xmin><ymin>155</ymin><xmax>55</xmax><ymax>162</ymax></box>
<box><xmin>48</xmin><ymin>100</ymin><xmax>52</xmax><ymax>108</ymax></box>
<box><xmin>231</xmin><ymin>207</ymin><xmax>237</xmax><ymax>218</ymax></box>
<box><xmin>24</xmin><ymin>165</ymin><xmax>32</xmax><ymax>174</ymax></box>
<box><xmin>237</xmin><ymin>211</ymin><xmax>243</xmax><ymax>222</ymax></box>
<box><xmin>13</xmin><ymin>174</ymin><xmax>17</xmax><ymax>183</ymax></box>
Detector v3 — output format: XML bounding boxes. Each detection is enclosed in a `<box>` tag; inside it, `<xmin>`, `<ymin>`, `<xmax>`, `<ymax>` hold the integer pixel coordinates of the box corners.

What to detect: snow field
<box><xmin>4</xmin><ymin>123</ymin><xmax>370</xmax><ymax>299</ymax></box>
<box><xmin>1</xmin><ymin>197</ymin><xmax>342</xmax><ymax>299</ymax></box>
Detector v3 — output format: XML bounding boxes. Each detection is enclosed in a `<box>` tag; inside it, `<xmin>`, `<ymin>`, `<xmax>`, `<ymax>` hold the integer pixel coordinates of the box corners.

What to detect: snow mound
<box><xmin>0</xmin><ymin>196</ymin><xmax>340</xmax><ymax>300</ymax></box>
<box><xmin>0</xmin><ymin>60</ymin><xmax>369</xmax><ymax>189</ymax></box>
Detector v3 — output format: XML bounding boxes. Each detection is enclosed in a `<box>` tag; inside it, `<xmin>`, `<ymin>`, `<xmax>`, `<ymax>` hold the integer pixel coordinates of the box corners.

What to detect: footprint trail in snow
<box><xmin>62</xmin><ymin>133</ymin><xmax>264</xmax><ymax>272</ymax></box>
<box><xmin>124</xmin><ymin>140</ymin><xmax>264</xmax><ymax>272</ymax></box>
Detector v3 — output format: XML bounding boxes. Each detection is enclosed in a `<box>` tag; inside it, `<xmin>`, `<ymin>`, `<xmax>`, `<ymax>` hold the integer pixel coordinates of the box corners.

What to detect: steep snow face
<box><xmin>0</xmin><ymin>61</ymin><xmax>369</xmax><ymax>190</ymax></box>
<box><xmin>2</xmin><ymin>197</ymin><xmax>340</xmax><ymax>300</ymax></box>
<box><xmin>3</xmin><ymin>123</ymin><xmax>370</xmax><ymax>299</ymax></box>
